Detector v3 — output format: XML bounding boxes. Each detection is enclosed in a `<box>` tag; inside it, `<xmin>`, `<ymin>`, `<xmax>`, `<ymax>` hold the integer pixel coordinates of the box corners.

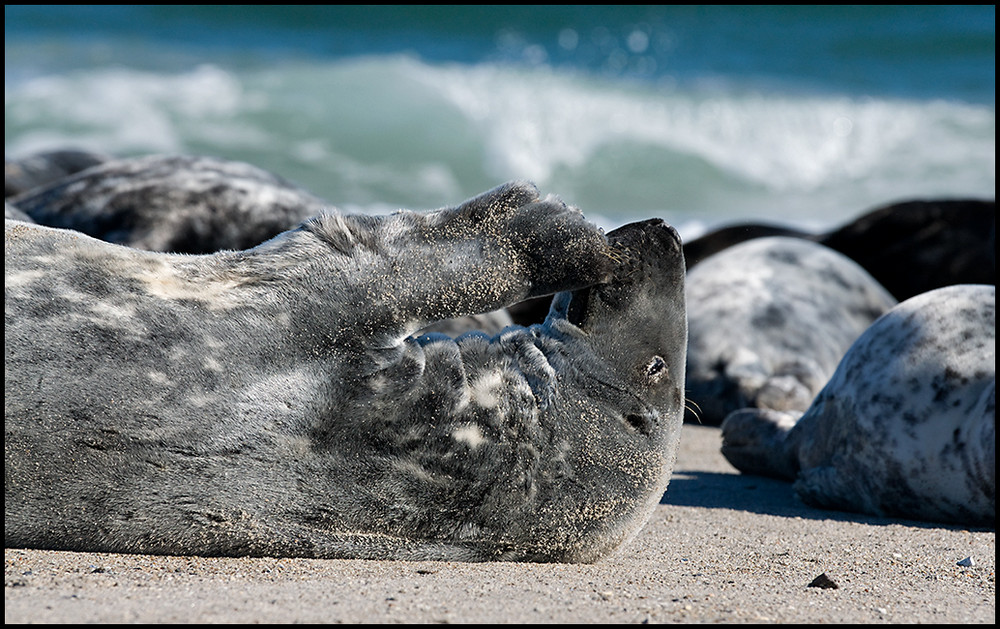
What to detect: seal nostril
<box><xmin>625</xmin><ymin>413</ymin><xmax>653</xmax><ymax>436</ymax></box>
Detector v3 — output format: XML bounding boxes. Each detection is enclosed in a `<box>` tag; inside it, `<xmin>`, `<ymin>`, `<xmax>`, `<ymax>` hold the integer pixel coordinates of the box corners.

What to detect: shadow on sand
<box><xmin>660</xmin><ymin>469</ymin><xmax>984</xmax><ymax>532</ymax></box>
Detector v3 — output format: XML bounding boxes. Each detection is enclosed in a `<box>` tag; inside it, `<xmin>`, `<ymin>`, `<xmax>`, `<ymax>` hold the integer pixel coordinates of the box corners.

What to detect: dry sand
<box><xmin>5</xmin><ymin>424</ymin><xmax>994</xmax><ymax>624</ymax></box>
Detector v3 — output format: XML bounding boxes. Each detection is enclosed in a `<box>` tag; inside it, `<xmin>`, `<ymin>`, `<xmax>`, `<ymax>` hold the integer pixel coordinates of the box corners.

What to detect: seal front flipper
<box><xmin>436</xmin><ymin>180</ymin><xmax>617</xmax><ymax>297</ymax></box>
<box><xmin>301</xmin><ymin>181</ymin><xmax>617</xmax><ymax>340</ymax></box>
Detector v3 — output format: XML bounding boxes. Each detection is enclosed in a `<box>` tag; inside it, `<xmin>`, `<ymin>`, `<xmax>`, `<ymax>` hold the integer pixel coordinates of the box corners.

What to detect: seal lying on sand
<box><xmin>684</xmin><ymin>236</ymin><xmax>897</xmax><ymax>425</ymax></box>
<box><xmin>721</xmin><ymin>284</ymin><xmax>995</xmax><ymax>527</ymax></box>
<box><xmin>7</xmin><ymin>153</ymin><xmax>328</xmax><ymax>254</ymax></box>
<box><xmin>682</xmin><ymin>199</ymin><xmax>995</xmax><ymax>302</ymax></box>
<box><xmin>5</xmin><ymin>181</ymin><xmax>688</xmax><ymax>563</ymax></box>
<box><xmin>5</xmin><ymin>202</ymin><xmax>33</xmax><ymax>222</ymax></box>
<box><xmin>5</xmin><ymin>148</ymin><xmax>111</xmax><ymax>198</ymax></box>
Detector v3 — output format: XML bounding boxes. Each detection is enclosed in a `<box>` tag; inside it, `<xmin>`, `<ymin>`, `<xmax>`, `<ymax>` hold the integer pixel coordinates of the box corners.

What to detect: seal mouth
<box><xmin>565</xmin><ymin>286</ymin><xmax>593</xmax><ymax>327</ymax></box>
<box><xmin>623</xmin><ymin>410</ymin><xmax>658</xmax><ymax>436</ymax></box>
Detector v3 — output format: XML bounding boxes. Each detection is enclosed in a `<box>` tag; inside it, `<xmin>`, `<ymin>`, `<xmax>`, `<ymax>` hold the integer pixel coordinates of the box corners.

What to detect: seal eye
<box><xmin>646</xmin><ymin>356</ymin><xmax>667</xmax><ymax>381</ymax></box>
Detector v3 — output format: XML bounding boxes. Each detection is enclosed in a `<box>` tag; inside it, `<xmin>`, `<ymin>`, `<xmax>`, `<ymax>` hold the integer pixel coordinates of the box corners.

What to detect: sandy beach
<box><xmin>5</xmin><ymin>423</ymin><xmax>994</xmax><ymax>624</ymax></box>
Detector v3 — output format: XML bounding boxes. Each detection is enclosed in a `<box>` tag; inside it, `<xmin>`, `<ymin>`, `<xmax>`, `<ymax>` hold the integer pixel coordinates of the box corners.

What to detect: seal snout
<box><xmin>651</xmin><ymin>218</ymin><xmax>682</xmax><ymax>249</ymax></box>
<box><xmin>651</xmin><ymin>220</ymin><xmax>684</xmax><ymax>260</ymax></box>
<box><xmin>629</xmin><ymin>218</ymin><xmax>681</xmax><ymax>247</ymax></box>
<box><xmin>606</xmin><ymin>218</ymin><xmax>684</xmax><ymax>271</ymax></box>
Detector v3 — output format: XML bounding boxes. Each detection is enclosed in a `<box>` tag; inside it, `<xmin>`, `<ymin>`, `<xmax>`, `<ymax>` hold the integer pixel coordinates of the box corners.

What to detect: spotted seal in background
<box><xmin>684</xmin><ymin>236</ymin><xmax>897</xmax><ymax>425</ymax></box>
<box><xmin>5</xmin><ymin>148</ymin><xmax>111</xmax><ymax>198</ymax></box>
<box><xmin>5</xmin><ymin>181</ymin><xmax>688</xmax><ymax>562</ymax></box>
<box><xmin>682</xmin><ymin>199</ymin><xmax>995</xmax><ymax>301</ymax></box>
<box><xmin>6</xmin><ymin>153</ymin><xmax>329</xmax><ymax>253</ymax></box>
<box><xmin>721</xmin><ymin>284</ymin><xmax>994</xmax><ymax>527</ymax></box>
<box><xmin>5</xmin><ymin>202</ymin><xmax>33</xmax><ymax>223</ymax></box>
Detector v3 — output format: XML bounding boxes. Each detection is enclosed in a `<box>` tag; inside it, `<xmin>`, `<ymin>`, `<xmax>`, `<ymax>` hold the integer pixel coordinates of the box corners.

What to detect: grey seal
<box><xmin>721</xmin><ymin>284</ymin><xmax>995</xmax><ymax>527</ymax></box>
<box><xmin>5</xmin><ymin>148</ymin><xmax>111</xmax><ymax>198</ymax></box>
<box><xmin>683</xmin><ymin>199</ymin><xmax>995</xmax><ymax>301</ymax></box>
<box><xmin>684</xmin><ymin>236</ymin><xmax>897</xmax><ymax>425</ymax></box>
<box><xmin>5</xmin><ymin>181</ymin><xmax>688</xmax><ymax>563</ymax></box>
<box><xmin>7</xmin><ymin>153</ymin><xmax>329</xmax><ymax>254</ymax></box>
<box><xmin>5</xmin><ymin>202</ymin><xmax>33</xmax><ymax>223</ymax></box>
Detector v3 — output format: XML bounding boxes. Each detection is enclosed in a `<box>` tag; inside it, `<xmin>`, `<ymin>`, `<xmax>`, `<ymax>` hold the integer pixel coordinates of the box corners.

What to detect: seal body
<box><xmin>5</xmin><ymin>202</ymin><xmax>33</xmax><ymax>222</ymax></box>
<box><xmin>817</xmin><ymin>199</ymin><xmax>995</xmax><ymax>301</ymax></box>
<box><xmin>682</xmin><ymin>199</ymin><xmax>996</xmax><ymax>301</ymax></box>
<box><xmin>722</xmin><ymin>285</ymin><xmax>995</xmax><ymax>527</ymax></box>
<box><xmin>5</xmin><ymin>181</ymin><xmax>688</xmax><ymax>562</ymax></box>
<box><xmin>6</xmin><ymin>153</ymin><xmax>328</xmax><ymax>254</ymax></box>
<box><xmin>5</xmin><ymin>148</ymin><xmax>111</xmax><ymax>198</ymax></box>
<box><xmin>684</xmin><ymin>236</ymin><xmax>897</xmax><ymax>425</ymax></box>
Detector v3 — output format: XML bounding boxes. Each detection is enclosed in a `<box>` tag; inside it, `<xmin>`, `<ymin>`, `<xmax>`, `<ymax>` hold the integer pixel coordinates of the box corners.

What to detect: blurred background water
<box><xmin>5</xmin><ymin>5</ymin><xmax>995</xmax><ymax>238</ymax></box>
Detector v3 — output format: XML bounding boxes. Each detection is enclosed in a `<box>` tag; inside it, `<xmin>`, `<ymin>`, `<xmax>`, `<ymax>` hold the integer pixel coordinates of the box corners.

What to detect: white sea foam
<box><xmin>5</xmin><ymin>55</ymin><xmax>994</xmax><ymax>231</ymax></box>
<box><xmin>418</xmin><ymin>61</ymin><xmax>994</xmax><ymax>210</ymax></box>
<box><xmin>6</xmin><ymin>64</ymin><xmax>250</xmax><ymax>157</ymax></box>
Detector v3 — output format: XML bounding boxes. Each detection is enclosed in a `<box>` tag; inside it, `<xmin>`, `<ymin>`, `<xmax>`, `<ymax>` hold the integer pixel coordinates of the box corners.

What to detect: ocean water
<box><xmin>4</xmin><ymin>5</ymin><xmax>995</xmax><ymax>238</ymax></box>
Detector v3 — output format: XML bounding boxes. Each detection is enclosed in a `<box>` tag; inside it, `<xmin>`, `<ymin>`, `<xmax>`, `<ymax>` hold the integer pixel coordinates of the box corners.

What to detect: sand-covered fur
<box><xmin>5</xmin><ymin>181</ymin><xmax>688</xmax><ymax>562</ymax></box>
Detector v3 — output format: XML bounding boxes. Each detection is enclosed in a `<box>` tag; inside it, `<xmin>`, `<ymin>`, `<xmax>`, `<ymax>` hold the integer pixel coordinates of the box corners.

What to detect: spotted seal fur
<box><xmin>7</xmin><ymin>153</ymin><xmax>328</xmax><ymax>254</ymax></box>
<box><xmin>721</xmin><ymin>284</ymin><xmax>994</xmax><ymax>527</ymax></box>
<box><xmin>684</xmin><ymin>236</ymin><xmax>897</xmax><ymax>425</ymax></box>
<box><xmin>5</xmin><ymin>181</ymin><xmax>688</xmax><ymax>562</ymax></box>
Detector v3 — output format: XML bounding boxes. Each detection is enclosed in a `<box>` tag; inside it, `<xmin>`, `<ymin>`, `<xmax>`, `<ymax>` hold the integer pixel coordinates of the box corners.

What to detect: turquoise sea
<box><xmin>5</xmin><ymin>5</ymin><xmax>995</xmax><ymax>238</ymax></box>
